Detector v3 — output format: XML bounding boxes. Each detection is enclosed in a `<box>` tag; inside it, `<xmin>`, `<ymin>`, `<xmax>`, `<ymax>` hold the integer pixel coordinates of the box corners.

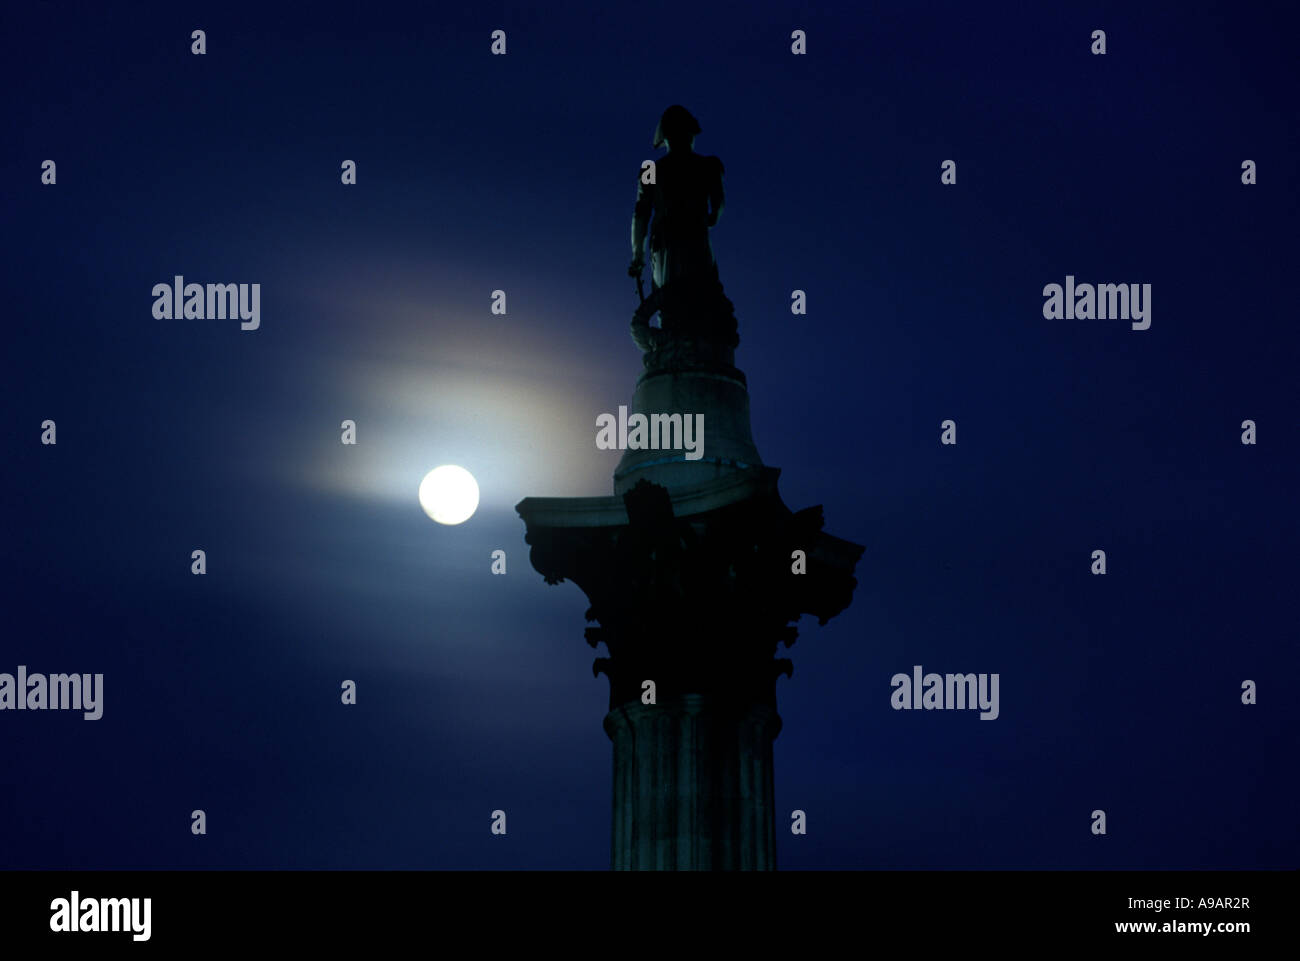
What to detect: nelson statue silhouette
<box><xmin>628</xmin><ymin>105</ymin><xmax>739</xmax><ymax>356</ymax></box>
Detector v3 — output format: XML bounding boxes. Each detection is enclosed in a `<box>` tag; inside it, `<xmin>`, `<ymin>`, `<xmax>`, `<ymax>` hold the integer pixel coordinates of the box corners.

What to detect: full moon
<box><xmin>418</xmin><ymin>465</ymin><xmax>480</xmax><ymax>525</ymax></box>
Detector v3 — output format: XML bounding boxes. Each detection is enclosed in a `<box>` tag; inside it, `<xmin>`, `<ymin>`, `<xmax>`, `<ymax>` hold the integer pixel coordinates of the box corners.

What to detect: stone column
<box><xmin>518</xmin><ymin>342</ymin><xmax>862</xmax><ymax>871</ymax></box>
<box><xmin>605</xmin><ymin>695</ymin><xmax>782</xmax><ymax>870</ymax></box>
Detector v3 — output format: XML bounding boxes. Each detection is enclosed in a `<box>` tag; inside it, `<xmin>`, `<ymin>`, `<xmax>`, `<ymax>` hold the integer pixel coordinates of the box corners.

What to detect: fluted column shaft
<box><xmin>605</xmin><ymin>695</ymin><xmax>781</xmax><ymax>870</ymax></box>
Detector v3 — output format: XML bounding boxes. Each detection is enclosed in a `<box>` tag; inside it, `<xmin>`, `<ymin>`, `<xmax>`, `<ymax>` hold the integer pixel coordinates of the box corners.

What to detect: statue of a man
<box><xmin>629</xmin><ymin>105</ymin><xmax>738</xmax><ymax>352</ymax></box>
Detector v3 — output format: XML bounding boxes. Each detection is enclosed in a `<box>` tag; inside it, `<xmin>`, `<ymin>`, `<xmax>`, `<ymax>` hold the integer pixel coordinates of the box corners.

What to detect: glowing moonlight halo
<box><xmin>418</xmin><ymin>465</ymin><xmax>480</xmax><ymax>525</ymax></box>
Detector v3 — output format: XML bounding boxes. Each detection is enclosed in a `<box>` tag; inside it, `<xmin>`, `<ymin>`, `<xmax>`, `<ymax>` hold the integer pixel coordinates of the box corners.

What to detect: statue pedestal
<box><xmin>615</xmin><ymin>341</ymin><xmax>763</xmax><ymax>495</ymax></box>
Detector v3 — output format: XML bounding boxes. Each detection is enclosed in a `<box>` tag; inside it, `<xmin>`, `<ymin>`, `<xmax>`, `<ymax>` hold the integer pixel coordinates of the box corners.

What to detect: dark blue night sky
<box><xmin>3</xmin><ymin>0</ymin><xmax>1296</xmax><ymax>869</ymax></box>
